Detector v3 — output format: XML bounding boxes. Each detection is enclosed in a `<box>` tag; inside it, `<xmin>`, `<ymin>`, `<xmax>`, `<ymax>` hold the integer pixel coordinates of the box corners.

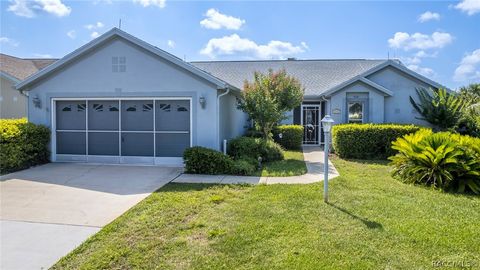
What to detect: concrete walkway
<box><xmin>173</xmin><ymin>146</ymin><xmax>339</xmax><ymax>185</ymax></box>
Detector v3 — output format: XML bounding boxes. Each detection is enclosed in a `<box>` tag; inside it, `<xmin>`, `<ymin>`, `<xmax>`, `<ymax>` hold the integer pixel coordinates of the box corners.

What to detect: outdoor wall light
<box><xmin>199</xmin><ymin>96</ymin><xmax>206</xmax><ymax>109</ymax></box>
<box><xmin>32</xmin><ymin>95</ymin><xmax>42</xmax><ymax>109</ymax></box>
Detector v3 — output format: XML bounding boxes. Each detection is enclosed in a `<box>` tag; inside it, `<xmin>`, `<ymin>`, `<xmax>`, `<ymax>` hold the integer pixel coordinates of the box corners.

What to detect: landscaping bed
<box><xmin>52</xmin><ymin>157</ymin><xmax>480</xmax><ymax>269</ymax></box>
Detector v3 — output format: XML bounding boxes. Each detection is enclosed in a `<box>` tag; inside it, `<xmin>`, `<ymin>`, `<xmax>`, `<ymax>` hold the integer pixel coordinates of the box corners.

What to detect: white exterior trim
<box><xmin>51</xmin><ymin>97</ymin><xmax>192</xmax><ymax>166</ymax></box>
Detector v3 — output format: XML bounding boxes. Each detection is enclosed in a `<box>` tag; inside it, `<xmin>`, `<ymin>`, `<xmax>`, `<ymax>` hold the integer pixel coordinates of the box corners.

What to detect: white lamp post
<box><xmin>321</xmin><ymin>115</ymin><xmax>334</xmax><ymax>203</ymax></box>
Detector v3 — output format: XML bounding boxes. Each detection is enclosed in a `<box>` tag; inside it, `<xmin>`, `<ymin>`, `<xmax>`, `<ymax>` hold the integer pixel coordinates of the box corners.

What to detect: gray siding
<box><xmin>27</xmin><ymin>37</ymin><xmax>221</xmax><ymax>150</ymax></box>
<box><xmin>367</xmin><ymin>66</ymin><xmax>432</xmax><ymax>126</ymax></box>
<box><xmin>219</xmin><ymin>91</ymin><xmax>249</xmax><ymax>148</ymax></box>
<box><xmin>1</xmin><ymin>77</ymin><xmax>27</xmax><ymax>119</ymax></box>
<box><xmin>329</xmin><ymin>81</ymin><xmax>385</xmax><ymax>124</ymax></box>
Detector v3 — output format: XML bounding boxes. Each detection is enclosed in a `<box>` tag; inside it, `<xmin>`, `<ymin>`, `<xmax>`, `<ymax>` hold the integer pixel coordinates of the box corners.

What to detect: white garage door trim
<box><xmin>51</xmin><ymin>97</ymin><xmax>192</xmax><ymax>166</ymax></box>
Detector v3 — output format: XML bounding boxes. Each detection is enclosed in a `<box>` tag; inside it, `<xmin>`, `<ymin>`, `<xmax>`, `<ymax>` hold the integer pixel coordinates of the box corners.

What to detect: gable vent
<box><xmin>112</xmin><ymin>56</ymin><xmax>126</xmax><ymax>72</ymax></box>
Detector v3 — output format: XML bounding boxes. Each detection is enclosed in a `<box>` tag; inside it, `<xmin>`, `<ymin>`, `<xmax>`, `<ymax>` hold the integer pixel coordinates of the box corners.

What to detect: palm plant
<box><xmin>390</xmin><ymin>130</ymin><xmax>480</xmax><ymax>194</ymax></box>
<box><xmin>410</xmin><ymin>88</ymin><xmax>466</xmax><ymax>130</ymax></box>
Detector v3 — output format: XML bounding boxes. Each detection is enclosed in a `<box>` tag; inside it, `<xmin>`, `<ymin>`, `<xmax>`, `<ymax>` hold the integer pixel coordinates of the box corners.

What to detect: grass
<box><xmin>256</xmin><ymin>149</ymin><xmax>307</xmax><ymax>177</ymax></box>
<box><xmin>52</xmin><ymin>157</ymin><xmax>480</xmax><ymax>270</ymax></box>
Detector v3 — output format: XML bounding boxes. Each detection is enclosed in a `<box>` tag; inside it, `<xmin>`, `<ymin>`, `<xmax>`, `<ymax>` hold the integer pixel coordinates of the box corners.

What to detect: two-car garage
<box><xmin>53</xmin><ymin>98</ymin><xmax>191</xmax><ymax>165</ymax></box>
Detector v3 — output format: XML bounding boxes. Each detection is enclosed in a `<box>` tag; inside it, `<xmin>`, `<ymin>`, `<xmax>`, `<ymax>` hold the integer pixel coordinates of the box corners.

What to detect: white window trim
<box><xmin>347</xmin><ymin>101</ymin><xmax>364</xmax><ymax>123</ymax></box>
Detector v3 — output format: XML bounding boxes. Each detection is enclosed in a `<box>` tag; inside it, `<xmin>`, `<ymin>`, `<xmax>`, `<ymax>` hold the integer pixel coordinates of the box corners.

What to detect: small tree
<box><xmin>458</xmin><ymin>83</ymin><xmax>480</xmax><ymax>105</ymax></box>
<box><xmin>238</xmin><ymin>69</ymin><xmax>304</xmax><ymax>139</ymax></box>
<box><xmin>409</xmin><ymin>87</ymin><xmax>465</xmax><ymax>130</ymax></box>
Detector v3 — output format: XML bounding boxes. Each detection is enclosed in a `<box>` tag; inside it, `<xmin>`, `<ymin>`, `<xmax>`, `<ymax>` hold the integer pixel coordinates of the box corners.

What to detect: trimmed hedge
<box><xmin>0</xmin><ymin>118</ymin><xmax>50</xmax><ymax>174</ymax></box>
<box><xmin>332</xmin><ymin>123</ymin><xmax>424</xmax><ymax>159</ymax></box>
<box><xmin>184</xmin><ymin>146</ymin><xmax>234</xmax><ymax>175</ymax></box>
<box><xmin>183</xmin><ymin>146</ymin><xmax>258</xmax><ymax>175</ymax></box>
<box><xmin>273</xmin><ymin>125</ymin><xmax>304</xmax><ymax>150</ymax></box>
<box><xmin>230</xmin><ymin>158</ymin><xmax>257</xmax><ymax>176</ymax></box>
<box><xmin>227</xmin><ymin>136</ymin><xmax>284</xmax><ymax>162</ymax></box>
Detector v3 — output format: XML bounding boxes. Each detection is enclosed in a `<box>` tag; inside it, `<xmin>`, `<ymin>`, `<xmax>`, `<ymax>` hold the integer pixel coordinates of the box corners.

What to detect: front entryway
<box><xmin>53</xmin><ymin>98</ymin><xmax>191</xmax><ymax>165</ymax></box>
<box><xmin>301</xmin><ymin>105</ymin><xmax>320</xmax><ymax>144</ymax></box>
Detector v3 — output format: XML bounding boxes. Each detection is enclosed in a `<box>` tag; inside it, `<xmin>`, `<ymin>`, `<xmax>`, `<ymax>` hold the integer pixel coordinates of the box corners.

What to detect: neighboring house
<box><xmin>0</xmin><ymin>54</ymin><xmax>56</xmax><ymax>119</ymax></box>
<box><xmin>15</xmin><ymin>28</ymin><xmax>444</xmax><ymax>165</ymax></box>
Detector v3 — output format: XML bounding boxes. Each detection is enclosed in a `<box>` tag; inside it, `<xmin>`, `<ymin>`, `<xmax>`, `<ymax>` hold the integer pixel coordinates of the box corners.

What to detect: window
<box><xmin>112</xmin><ymin>56</ymin><xmax>126</xmax><ymax>72</ymax></box>
<box><xmin>348</xmin><ymin>102</ymin><xmax>363</xmax><ymax>123</ymax></box>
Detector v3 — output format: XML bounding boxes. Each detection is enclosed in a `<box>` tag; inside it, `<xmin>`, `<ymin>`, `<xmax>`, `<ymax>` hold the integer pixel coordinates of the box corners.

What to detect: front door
<box><xmin>302</xmin><ymin>105</ymin><xmax>320</xmax><ymax>144</ymax></box>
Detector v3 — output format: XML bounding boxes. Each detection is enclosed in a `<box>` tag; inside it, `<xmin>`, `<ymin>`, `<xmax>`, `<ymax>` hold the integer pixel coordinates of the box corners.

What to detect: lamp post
<box><xmin>321</xmin><ymin>115</ymin><xmax>334</xmax><ymax>203</ymax></box>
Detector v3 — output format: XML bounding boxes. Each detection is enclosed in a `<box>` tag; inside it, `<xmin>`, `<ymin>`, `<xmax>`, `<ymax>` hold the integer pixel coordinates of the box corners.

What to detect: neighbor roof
<box><xmin>0</xmin><ymin>53</ymin><xmax>57</xmax><ymax>81</ymax></box>
<box><xmin>191</xmin><ymin>59</ymin><xmax>388</xmax><ymax>97</ymax></box>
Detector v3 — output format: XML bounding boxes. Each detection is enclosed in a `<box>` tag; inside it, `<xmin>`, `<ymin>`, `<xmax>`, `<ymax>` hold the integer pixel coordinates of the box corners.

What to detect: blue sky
<box><xmin>1</xmin><ymin>0</ymin><xmax>479</xmax><ymax>89</ymax></box>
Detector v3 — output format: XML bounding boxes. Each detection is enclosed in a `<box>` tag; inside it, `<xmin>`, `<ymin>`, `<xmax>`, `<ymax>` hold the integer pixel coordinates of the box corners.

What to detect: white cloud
<box><xmin>167</xmin><ymin>40</ymin><xmax>175</xmax><ymax>48</ymax></box>
<box><xmin>91</xmin><ymin>31</ymin><xmax>100</xmax><ymax>39</ymax></box>
<box><xmin>454</xmin><ymin>0</ymin><xmax>480</xmax><ymax>15</ymax></box>
<box><xmin>418</xmin><ymin>11</ymin><xmax>440</xmax><ymax>22</ymax></box>
<box><xmin>0</xmin><ymin>37</ymin><xmax>19</xmax><ymax>47</ymax></box>
<box><xmin>388</xmin><ymin>31</ymin><xmax>453</xmax><ymax>51</ymax></box>
<box><xmin>200</xmin><ymin>34</ymin><xmax>307</xmax><ymax>59</ymax></box>
<box><xmin>454</xmin><ymin>49</ymin><xmax>480</xmax><ymax>82</ymax></box>
<box><xmin>8</xmin><ymin>0</ymin><xmax>71</xmax><ymax>18</ymax></box>
<box><xmin>85</xmin><ymin>22</ymin><xmax>104</xmax><ymax>30</ymax></box>
<box><xmin>33</xmin><ymin>53</ymin><xmax>53</xmax><ymax>58</ymax></box>
<box><xmin>66</xmin><ymin>30</ymin><xmax>76</xmax><ymax>39</ymax></box>
<box><xmin>301</xmin><ymin>41</ymin><xmax>309</xmax><ymax>50</ymax></box>
<box><xmin>200</xmin><ymin>9</ymin><xmax>245</xmax><ymax>30</ymax></box>
<box><xmin>407</xmin><ymin>65</ymin><xmax>436</xmax><ymax>77</ymax></box>
<box><xmin>415</xmin><ymin>50</ymin><xmax>438</xmax><ymax>58</ymax></box>
<box><xmin>133</xmin><ymin>0</ymin><xmax>165</xmax><ymax>8</ymax></box>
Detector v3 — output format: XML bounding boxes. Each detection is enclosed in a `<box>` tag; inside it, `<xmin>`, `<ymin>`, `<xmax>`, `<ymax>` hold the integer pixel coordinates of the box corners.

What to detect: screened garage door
<box><xmin>54</xmin><ymin>98</ymin><xmax>191</xmax><ymax>164</ymax></box>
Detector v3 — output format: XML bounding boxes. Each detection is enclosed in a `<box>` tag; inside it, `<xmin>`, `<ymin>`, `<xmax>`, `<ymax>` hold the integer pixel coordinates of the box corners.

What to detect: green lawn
<box><xmin>256</xmin><ymin>149</ymin><xmax>307</xmax><ymax>177</ymax></box>
<box><xmin>53</xmin><ymin>157</ymin><xmax>480</xmax><ymax>270</ymax></box>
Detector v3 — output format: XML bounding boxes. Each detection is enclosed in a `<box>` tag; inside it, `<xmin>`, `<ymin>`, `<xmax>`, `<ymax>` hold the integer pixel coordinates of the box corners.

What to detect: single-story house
<box><xmin>15</xmin><ymin>28</ymin><xmax>445</xmax><ymax>165</ymax></box>
<box><xmin>0</xmin><ymin>54</ymin><xmax>55</xmax><ymax>119</ymax></box>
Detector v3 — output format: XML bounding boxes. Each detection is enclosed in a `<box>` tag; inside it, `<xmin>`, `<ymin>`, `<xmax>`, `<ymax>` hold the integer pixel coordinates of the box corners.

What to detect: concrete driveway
<box><xmin>0</xmin><ymin>163</ymin><xmax>182</xmax><ymax>270</ymax></box>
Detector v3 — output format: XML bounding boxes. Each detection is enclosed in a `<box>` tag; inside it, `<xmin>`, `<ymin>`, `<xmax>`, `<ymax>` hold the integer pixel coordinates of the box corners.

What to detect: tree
<box><xmin>457</xmin><ymin>83</ymin><xmax>480</xmax><ymax>137</ymax></box>
<box><xmin>409</xmin><ymin>87</ymin><xmax>466</xmax><ymax>130</ymax></box>
<box><xmin>238</xmin><ymin>69</ymin><xmax>304</xmax><ymax>139</ymax></box>
<box><xmin>458</xmin><ymin>83</ymin><xmax>480</xmax><ymax>106</ymax></box>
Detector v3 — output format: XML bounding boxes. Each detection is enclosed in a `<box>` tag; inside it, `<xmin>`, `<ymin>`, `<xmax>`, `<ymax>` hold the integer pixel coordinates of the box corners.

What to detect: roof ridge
<box><xmin>190</xmin><ymin>59</ymin><xmax>388</xmax><ymax>63</ymax></box>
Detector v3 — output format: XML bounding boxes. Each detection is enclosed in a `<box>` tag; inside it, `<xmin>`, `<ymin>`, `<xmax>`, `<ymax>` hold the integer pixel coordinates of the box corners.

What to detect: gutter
<box><xmin>217</xmin><ymin>88</ymin><xmax>230</xmax><ymax>151</ymax></box>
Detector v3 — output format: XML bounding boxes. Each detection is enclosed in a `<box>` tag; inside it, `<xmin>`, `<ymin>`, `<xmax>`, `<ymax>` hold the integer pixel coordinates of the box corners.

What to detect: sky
<box><xmin>1</xmin><ymin>0</ymin><xmax>479</xmax><ymax>89</ymax></box>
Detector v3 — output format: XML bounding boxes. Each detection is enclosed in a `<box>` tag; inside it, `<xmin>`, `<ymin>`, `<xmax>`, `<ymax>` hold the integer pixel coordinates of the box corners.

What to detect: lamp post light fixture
<box><xmin>321</xmin><ymin>115</ymin><xmax>334</xmax><ymax>203</ymax></box>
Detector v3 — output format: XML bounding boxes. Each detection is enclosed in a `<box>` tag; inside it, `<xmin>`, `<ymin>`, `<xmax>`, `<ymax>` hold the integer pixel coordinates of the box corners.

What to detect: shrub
<box><xmin>0</xmin><ymin>118</ymin><xmax>50</xmax><ymax>174</ymax></box>
<box><xmin>183</xmin><ymin>147</ymin><xmax>233</xmax><ymax>174</ymax></box>
<box><xmin>410</xmin><ymin>88</ymin><xmax>465</xmax><ymax>130</ymax></box>
<box><xmin>227</xmin><ymin>136</ymin><xmax>284</xmax><ymax>162</ymax></box>
<box><xmin>273</xmin><ymin>125</ymin><xmax>304</xmax><ymax>150</ymax></box>
<box><xmin>231</xmin><ymin>158</ymin><xmax>257</xmax><ymax>176</ymax></box>
<box><xmin>332</xmin><ymin>123</ymin><xmax>424</xmax><ymax>159</ymax></box>
<box><xmin>390</xmin><ymin>130</ymin><xmax>480</xmax><ymax>194</ymax></box>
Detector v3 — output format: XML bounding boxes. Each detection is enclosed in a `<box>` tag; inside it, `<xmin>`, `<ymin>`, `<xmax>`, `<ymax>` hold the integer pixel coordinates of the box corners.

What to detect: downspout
<box><xmin>217</xmin><ymin>88</ymin><xmax>230</xmax><ymax>151</ymax></box>
<box><xmin>321</xmin><ymin>95</ymin><xmax>328</xmax><ymax>115</ymax></box>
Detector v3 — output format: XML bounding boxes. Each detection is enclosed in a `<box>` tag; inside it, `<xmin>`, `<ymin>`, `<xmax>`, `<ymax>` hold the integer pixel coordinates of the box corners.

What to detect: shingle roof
<box><xmin>0</xmin><ymin>54</ymin><xmax>57</xmax><ymax>81</ymax></box>
<box><xmin>191</xmin><ymin>59</ymin><xmax>387</xmax><ymax>96</ymax></box>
